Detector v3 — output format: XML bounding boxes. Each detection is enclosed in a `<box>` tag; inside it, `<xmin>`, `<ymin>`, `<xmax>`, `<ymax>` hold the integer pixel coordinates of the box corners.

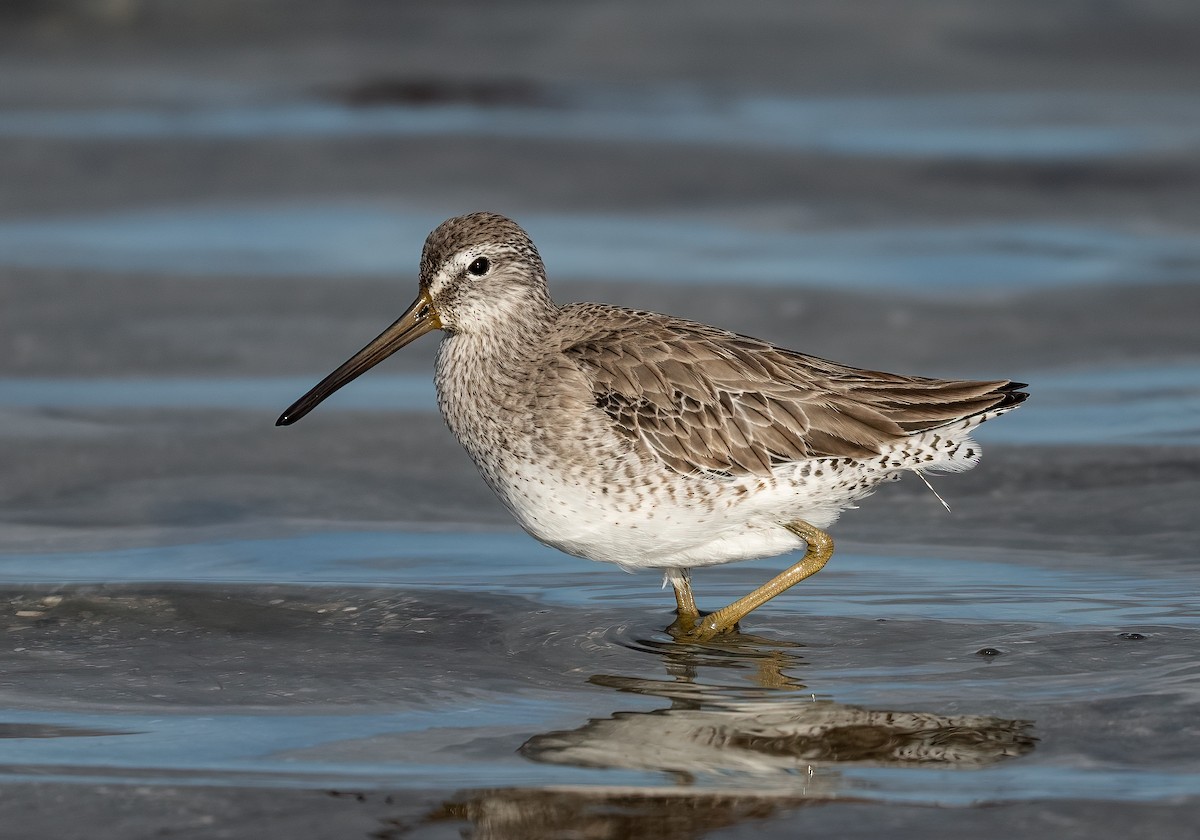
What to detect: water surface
<box><xmin>1</xmin><ymin>529</ymin><xmax>1196</xmax><ymax>803</ymax></box>
<box><xmin>4</xmin><ymin>361</ymin><xmax>1197</xmax><ymax>444</ymax></box>
<box><xmin>0</xmin><ymin>205</ymin><xmax>1196</xmax><ymax>294</ymax></box>
<box><xmin>2</xmin><ymin>11</ymin><xmax>1198</xmax><ymax>836</ymax></box>
<box><xmin>3</xmin><ymin>91</ymin><xmax>1199</xmax><ymax>160</ymax></box>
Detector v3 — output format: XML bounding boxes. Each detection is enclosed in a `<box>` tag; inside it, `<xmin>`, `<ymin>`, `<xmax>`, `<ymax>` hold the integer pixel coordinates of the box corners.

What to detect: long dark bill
<box><xmin>276</xmin><ymin>291</ymin><xmax>440</xmax><ymax>426</ymax></box>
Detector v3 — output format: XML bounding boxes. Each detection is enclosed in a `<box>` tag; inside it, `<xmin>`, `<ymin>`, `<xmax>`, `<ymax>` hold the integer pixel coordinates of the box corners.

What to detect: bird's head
<box><xmin>276</xmin><ymin>212</ymin><xmax>547</xmax><ymax>426</ymax></box>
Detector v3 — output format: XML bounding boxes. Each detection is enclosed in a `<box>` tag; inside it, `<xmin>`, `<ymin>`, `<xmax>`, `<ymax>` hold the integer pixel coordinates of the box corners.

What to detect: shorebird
<box><xmin>278</xmin><ymin>212</ymin><xmax>1027</xmax><ymax>640</ymax></box>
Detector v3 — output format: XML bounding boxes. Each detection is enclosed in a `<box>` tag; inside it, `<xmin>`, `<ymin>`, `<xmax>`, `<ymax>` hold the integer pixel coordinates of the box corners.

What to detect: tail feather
<box><xmin>908</xmin><ymin>380</ymin><xmax>1027</xmax><ymax>435</ymax></box>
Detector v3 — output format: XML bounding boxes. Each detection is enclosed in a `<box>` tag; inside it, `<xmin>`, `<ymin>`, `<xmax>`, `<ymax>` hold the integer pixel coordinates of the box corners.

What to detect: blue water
<box><xmin>2</xmin><ymin>705</ymin><xmax>1194</xmax><ymax>804</ymax></box>
<box><xmin>3</xmin><ymin>92</ymin><xmax>1199</xmax><ymax>160</ymax></box>
<box><xmin>0</xmin><ymin>203</ymin><xmax>1196</xmax><ymax>293</ymax></box>
<box><xmin>0</xmin><ymin>531</ymin><xmax>1193</xmax><ymax>628</ymax></box>
<box><xmin>2</xmin><ymin>82</ymin><xmax>1198</xmax><ymax>815</ymax></box>
<box><xmin>0</xmin><ymin>375</ymin><xmax>435</xmax><ymax>412</ymax></box>
<box><xmin>3</xmin><ymin>362</ymin><xmax>1197</xmax><ymax>444</ymax></box>
<box><xmin>0</xmin><ymin>527</ymin><xmax>1197</xmax><ymax>799</ymax></box>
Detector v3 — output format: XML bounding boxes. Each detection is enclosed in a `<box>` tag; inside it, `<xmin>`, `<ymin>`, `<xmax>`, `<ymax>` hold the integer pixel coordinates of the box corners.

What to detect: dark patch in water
<box><xmin>0</xmin><ymin>723</ymin><xmax>135</xmax><ymax>739</ymax></box>
<box><xmin>335</xmin><ymin>77</ymin><xmax>557</xmax><ymax>108</ymax></box>
<box><xmin>925</xmin><ymin>160</ymin><xmax>1196</xmax><ymax>193</ymax></box>
<box><xmin>421</xmin><ymin>788</ymin><xmax>804</xmax><ymax>840</ymax></box>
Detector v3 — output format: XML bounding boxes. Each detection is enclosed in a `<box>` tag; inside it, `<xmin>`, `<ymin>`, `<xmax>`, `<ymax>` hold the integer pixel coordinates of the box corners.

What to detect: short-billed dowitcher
<box><xmin>278</xmin><ymin>212</ymin><xmax>1027</xmax><ymax>639</ymax></box>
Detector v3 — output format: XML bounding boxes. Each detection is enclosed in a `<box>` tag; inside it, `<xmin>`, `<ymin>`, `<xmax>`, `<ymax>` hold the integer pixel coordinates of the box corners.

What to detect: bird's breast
<box><xmin>433</xmin><ymin>333</ymin><xmax>544</xmax><ymax>473</ymax></box>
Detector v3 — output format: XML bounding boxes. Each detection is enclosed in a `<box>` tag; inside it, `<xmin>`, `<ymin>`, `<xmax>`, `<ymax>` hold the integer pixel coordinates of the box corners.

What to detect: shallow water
<box><xmin>3</xmin><ymin>359</ymin><xmax>1197</xmax><ymax>445</ymax></box>
<box><xmin>1</xmin><ymin>528</ymin><xmax>1197</xmax><ymax>806</ymax></box>
<box><xmin>1</xmin><ymin>204</ymin><xmax>1197</xmax><ymax>293</ymax></box>
<box><xmin>2</xmin><ymin>4</ymin><xmax>1199</xmax><ymax>837</ymax></box>
<box><xmin>3</xmin><ymin>91</ymin><xmax>1199</xmax><ymax>160</ymax></box>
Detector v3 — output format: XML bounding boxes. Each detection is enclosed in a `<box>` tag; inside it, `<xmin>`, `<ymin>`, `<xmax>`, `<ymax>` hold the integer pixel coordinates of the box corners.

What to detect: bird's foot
<box><xmin>666</xmin><ymin>611</ymin><xmax>741</xmax><ymax>641</ymax></box>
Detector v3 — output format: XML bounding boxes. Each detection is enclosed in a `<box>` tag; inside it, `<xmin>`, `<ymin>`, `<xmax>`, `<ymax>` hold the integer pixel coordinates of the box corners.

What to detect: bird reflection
<box><xmin>609</xmin><ymin>628</ymin><xmax>811</xmax><ymax>694</ymax></box>
<box><xmin>399</xmin><ymin>633</ymin><xmax>1035</xmax><ymax>839</ymax></box>
<box><xmin>525</xmin><ymin>634</ymin><xmax>1034</xmax><ymax>776</ymax></box>
<box><xmin>410</xmin><ymin>788</ymin><xmax>814</xmax><ymax>840</ymax></box>
<box><xmin>525</xmin><ymin>692</ymin><xmax>1033</xmax><ymax>775</ymax></box>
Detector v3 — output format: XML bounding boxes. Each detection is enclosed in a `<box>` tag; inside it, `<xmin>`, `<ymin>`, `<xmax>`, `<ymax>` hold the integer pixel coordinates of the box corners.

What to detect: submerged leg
<box><xmin>667</xmin><ymin>568</ymin><xmax>699</xmax><ymax>618</ymax></box>
<box><xmin>665</xmin><ymin>568</ymin><xmax>700</xmax><ymax>633</ymax></box>
<box><xmin>684</xmin><ymin>520</ymin><xmax>834</xmax><ymax>641</ymax></box>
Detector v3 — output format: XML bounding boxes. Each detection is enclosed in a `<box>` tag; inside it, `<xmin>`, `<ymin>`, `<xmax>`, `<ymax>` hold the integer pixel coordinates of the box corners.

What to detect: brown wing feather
<box><xmin>561</xmin><ymin>305</ymin><xmax>1026</xmax><ymax>477</ymax></box>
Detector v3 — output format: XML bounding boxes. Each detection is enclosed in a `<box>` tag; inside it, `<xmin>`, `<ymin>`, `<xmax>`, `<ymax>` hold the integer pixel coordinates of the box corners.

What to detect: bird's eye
<box><xmin>467</xmin><ymin>257</ymin><xmax>491</xmax><ymax>276</ymax></box>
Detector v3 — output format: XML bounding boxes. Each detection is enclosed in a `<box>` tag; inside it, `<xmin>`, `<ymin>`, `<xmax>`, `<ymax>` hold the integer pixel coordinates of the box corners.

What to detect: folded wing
<box><xmin>562</xmin><ymin>306</ymin><xmax>1027</xmax><ymax>477</ymax></box>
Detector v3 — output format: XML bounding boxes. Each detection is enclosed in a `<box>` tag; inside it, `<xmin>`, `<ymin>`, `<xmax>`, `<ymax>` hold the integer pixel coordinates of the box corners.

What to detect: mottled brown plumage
<box><xmin>557</xmin><ymin>305</ymin><xmax>1024</xmax><ymax>476</ymax></box>
<box><xmin>278</xmin><ymin>212</ymin><xmax>1028</xmax><ymax>638</ymax></box>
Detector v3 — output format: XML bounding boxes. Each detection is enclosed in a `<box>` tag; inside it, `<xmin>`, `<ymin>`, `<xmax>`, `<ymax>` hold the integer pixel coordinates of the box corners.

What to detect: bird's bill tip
<box><xmin>275</xmin><ymin>291</ymin><xmax>440</xmax><ymax>426</ymax></box>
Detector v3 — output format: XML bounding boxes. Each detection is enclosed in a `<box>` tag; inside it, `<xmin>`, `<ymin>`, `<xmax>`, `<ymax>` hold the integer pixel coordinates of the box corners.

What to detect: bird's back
<box><xmin>554</xmin><ymin>303</ymin><xmax>1027</xmax><ymax>479</ymax></box>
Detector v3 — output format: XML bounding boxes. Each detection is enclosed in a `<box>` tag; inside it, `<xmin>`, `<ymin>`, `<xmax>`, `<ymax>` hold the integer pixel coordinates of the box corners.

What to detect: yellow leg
<box><xmin>684</xmin><ymin>520</ymin><xmax>834</xmax><ymax>641</ymax></box>
<box><xmin>667</xmin><ymin>568</ymin><xmax>700</xmax><ymax>633</ymax></box>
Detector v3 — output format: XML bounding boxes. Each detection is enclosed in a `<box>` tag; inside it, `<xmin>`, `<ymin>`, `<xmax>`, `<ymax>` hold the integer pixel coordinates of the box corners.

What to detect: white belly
<box><xmin>484</xmin><ymin>459</ymin><xmax>852</xmax><ymax>570</ymax></box>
